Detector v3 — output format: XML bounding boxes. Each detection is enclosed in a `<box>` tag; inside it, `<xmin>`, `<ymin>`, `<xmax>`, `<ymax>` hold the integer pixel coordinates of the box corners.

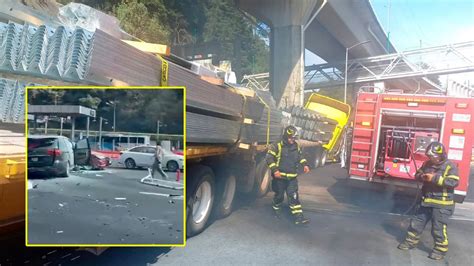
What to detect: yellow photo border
<box><xmin>25</xmin><ymin>86</ymin><xmax>186</xmax><ymax>248</ymax></box>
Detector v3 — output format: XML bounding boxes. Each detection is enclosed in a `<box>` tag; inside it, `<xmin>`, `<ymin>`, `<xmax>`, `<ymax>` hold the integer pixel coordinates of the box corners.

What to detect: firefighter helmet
<box><xmin>425</xmin><ymin>141</ymin><xmax>446</xmax><ymax>159</ymax></box>
<box><xmin>283</xmin><ymin>125</ymin><xmax>298</xmax><ymax>139</ymax></box>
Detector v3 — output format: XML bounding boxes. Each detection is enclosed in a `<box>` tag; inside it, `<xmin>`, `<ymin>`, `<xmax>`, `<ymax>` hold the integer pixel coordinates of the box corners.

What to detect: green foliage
<box><xmin>203</xmin><ymin>0</ymin><xmax>269</xmax><ymax>78</ymax></box>
<box><xmin>114</xmin><ymin>0</ymin><xmax>171</xmax><ymax>44</ymax></box>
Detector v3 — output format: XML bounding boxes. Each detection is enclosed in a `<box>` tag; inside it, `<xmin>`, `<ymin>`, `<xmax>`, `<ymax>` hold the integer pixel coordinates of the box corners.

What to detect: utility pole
<box><xmin>60</xmin><ymin>117</ymin><xmax>63</xmax><ymax>136</ymax></box>
<box><xmin>386</xmin><ymin>0</ymin><xmax>391</xmax><ymax>53</ymax></box>
<box><xmin>156</xmin><ymin>120</ymin><xmax>160</xmax><ymax>144</ymax></box>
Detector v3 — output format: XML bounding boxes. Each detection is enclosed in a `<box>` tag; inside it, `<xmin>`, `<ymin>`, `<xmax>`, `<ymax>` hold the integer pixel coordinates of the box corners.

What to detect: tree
<box><xmin>114</xmin><ymin>0</ymin><xmax>171</xmax><ymax>44</ymax></box>
<box><xmin>202</xmin><ymin>0</ymin><xmax>269</xmax><ymax>79</ymax></box>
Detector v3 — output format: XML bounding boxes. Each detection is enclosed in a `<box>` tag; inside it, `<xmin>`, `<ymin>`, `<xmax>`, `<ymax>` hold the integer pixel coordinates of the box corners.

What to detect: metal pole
<box><xmin>60</xmin><ymin>117</ymin><xmax>63</xmax><ymax>136</ymax></box>
<box><xmin>86</xmin><ymin>116</ymin><xmax>90</xmax><ymax>138</ymax></box>
<box><xmin>156</xmin><ymin>120</ymin><xmax>160</xmax><ymax>144</ymax></box>
<box><xmin>99</xmin><ymin>117</ymin><xmax>103</xmax><ymax>150</ymax></box>
<box><xmin>113</xmin><ymin>104</ymin><xmax>116</xmax><ymax>132</ymax></box>
<box><xmin>71</xmin><ymin>118</ymin><xmax>75</xmax><ymax>141</ymax></box>
<box><xmin>344</xmin><ymin>48</ymin><xmax>349</xmax><ymax>104</ymax></box>
<box><xmin>44</xmin><ymin>116</ymin><xmax>48</xmax><ymax>134</ymax></box>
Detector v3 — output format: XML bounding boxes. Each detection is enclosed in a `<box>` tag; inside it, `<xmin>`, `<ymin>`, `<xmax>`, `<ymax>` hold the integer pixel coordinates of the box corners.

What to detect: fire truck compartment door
<box><xmin>381</xmin><ymin>110</ymin><xmax>445</xmax><ymax>119</ymax></box>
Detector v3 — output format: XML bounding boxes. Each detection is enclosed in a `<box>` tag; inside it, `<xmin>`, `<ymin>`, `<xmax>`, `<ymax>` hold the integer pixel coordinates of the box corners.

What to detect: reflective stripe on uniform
<box><xmin>300</xmin><ymin>158</ymin><xmax>307</xmax><ymax>164</ymax></box>
<box><xmin>442</xmin><ymin>224</ymin><xmax>448</xmax><ymax>245</ymax></box>
<box><xmin>291</xmin><ymin>209</ymin><xmax>303</xmax><ymax>214</ymax></box>
<box><xmin>434</xmin><ymin>246</ymin><xmax>448</xmax><ymax>252</ymax></box>
<box><xmin>280</xmin><ymin>172</ymin><xmax>297</xmax><ymax>178</ymax></box>
<box><xmin>437</xmin><ymin>176</ymin><xmax>445</xmax><ymax>186</ymax></box>
<box><xmin>268</xmin><ymin>163</ymin><xmax>277</xmax><ymax>168</ymax></box>
<box><xmin>446</xmin><ymin>175</ymin><xmax>460</xmax><ymax>180</ymax></box>
<box><xmin>290</xmin><ymin>205</ymin><xmax>302</xmax><ymax>209</ymax></box>
<box><xmin>277</xmin><ymin>142</ymin><xmax>282</xmax><ymax>164</ymax></box>
<box><xmin>423</xmin><ymin>198</ymin><xmax>454</xmax><ymax>205</ymax></box>
<box><xmin>407</xmin><ymin>231</ymin><xmax>419</xmax><ymax>239</ymax></box>
<box><xmin>443</xmin><ymin>165</ymin><xmax>451</xmax><ymax>176</ymax></box>
<box><xmin>272</xmin><ymin>205</ymin><xmax>280</xmax><ymax>210</ymax></box>
<box><xmin>268</xmin><ymin>150</ymin><xmax>277</xmax><ymax>156</ymax></box>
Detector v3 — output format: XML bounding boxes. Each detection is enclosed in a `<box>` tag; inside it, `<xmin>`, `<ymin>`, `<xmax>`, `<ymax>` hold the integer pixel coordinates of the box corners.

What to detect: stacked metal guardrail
<box><xmin>283</xmin><ymin>106</ymin><xmax>338</xmax><ymax>143</ymax></box>
<box><xmin>0</xmin><ymin>22</ymin><xmax>94</xmax><ymax>82</ymax></box>
<box><xmin>0</xmin><ymin>21</ymin><xmax>283</xmax><ymax>145</ymax></box>
<box><xmin>0</xmin><ymin>78</ymin><xmax>28</xmax><ymax>124</ymax></box>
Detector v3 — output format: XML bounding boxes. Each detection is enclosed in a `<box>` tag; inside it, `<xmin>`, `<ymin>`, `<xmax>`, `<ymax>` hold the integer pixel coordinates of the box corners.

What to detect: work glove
<box><xmin>273</xmin><ymin>170</ymin><xmax>282</xmax><ymax>179</ymax></box>
<box><xmin>422</xmin><ymin>173</ymin><xmax>434</xmax><ymax>182</ymax></box>
<box><xmin>303</xmin><ymin>165</ymin><xmax>310</xmax><ymax>173</ymax></box>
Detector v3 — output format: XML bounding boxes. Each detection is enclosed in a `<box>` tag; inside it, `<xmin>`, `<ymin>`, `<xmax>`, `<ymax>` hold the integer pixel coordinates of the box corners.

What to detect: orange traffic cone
<box><xmin>176</xmin><ymin>170</ymin><xmax>180</xmax><ymax>182</ymax></box>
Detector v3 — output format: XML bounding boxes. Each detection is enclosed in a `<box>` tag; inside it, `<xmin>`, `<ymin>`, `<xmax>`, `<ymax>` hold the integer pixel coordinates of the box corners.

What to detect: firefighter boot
<box><xmin>397</xmin><ymin>241</ymin><xmax>416</xmax><ymax>250</ymax></box>
<box><xmin>428</xmin><ymin>251</ymin><xmax>445</xmax><ymax>260</ymax></box>
<box><xmin>272</xmin><ymin>203</ymin><xmax>282</xmax><ymax>219</ymax></box>
<box><xmin>294</xmin><ymin>213</ymin><xmax>310</xmax><ymax>225</ymax></box>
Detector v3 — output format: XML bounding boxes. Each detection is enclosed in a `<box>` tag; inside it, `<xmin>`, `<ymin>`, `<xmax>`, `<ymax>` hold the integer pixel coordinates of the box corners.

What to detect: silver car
<box><xmin>118</xmin><ymin>145</ymin><xmax>184</xmax><ymax>172</ymax></box>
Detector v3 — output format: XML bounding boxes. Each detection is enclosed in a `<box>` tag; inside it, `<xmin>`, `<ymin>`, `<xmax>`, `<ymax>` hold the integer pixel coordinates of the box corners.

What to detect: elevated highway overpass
<box><xmin>236</xmin><ymin>0</ymin><xmax>442</xmax><ymax>107</ymax></box>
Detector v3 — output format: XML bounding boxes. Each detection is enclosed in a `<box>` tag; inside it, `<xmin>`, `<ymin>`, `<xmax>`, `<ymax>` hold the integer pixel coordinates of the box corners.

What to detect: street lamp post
<box><xmin>344</xmin><ymin>40</ymin><xmax>371</xmax><ymax>104</ymax></box>
<box><xmin>106</xmin><ymin>101</ymin><xmax>117</xmax><ymax>132</ymax></box>
<box><xmin>98</xmin><ymin>117</ymin><xmax>108</xmax><ymax>150</ymax></box>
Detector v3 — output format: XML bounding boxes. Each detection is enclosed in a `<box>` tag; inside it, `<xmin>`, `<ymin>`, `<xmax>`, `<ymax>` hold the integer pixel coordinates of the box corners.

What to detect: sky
<box><xmin>370</xmin><ymin>0</ymin><xmax>474</xmax><ymax>50</ymax></box>
<box><xmin>305</xmin><ymin>0</ymin><xmax>474</xmax><ymax>84</ymax></box>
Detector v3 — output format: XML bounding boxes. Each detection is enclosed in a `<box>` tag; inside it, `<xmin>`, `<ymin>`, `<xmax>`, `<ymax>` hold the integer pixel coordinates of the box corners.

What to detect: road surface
<box><xmin>2</xmin><ymin>164</ymin><xmax>473</xmax><ymax>265</ymax></box>
<box><xmin>27</xmin><ymin>167</ymin><xmax>184</xmax><ymax>245</ymax></box>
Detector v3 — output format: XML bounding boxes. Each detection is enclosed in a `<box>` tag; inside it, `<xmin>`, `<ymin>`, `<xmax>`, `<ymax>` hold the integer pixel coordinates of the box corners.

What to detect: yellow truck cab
<box><xmin>304</xmin><ymin>93</ymin><xmax>351</xmax><ymax>167</ymax></box>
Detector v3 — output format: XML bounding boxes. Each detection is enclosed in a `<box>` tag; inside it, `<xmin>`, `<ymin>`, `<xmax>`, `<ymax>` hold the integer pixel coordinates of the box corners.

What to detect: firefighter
<box><xmin>266</xmin><ymin>125</ymin><xmax>311</xmax><ymax>225</ymax></box>
<box><xmin>398</xmin><ymin>141</ymin><xmax>459</xmax><ymax>260</ymax></box>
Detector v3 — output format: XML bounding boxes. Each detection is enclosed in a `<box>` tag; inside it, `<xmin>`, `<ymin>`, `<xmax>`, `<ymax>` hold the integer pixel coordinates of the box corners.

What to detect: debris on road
<box><xmin>114</xmin><ymin>197</ymin><xmax>127</xmax><ymax>201</ymax></box>
<box><xmin>58</xmin><ymin>203</ymin><xmax>64</xmax><ymax>207</ymax></box>
<box><xmin>56</xmin><ymin>231</ymin><xmax>63</xmax><ymax>234</ymax></box>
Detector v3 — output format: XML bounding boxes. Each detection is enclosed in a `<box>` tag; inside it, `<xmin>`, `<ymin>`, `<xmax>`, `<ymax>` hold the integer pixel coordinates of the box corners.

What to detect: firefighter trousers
<box><xmin>405</xmin><ymin>205</ymin><xmax>453</xmax><ymax>255</ymax></box>
<box><xmin>272</xmin><ymin>178</ymin><xmax>303</xmax><ymax>216</ymax></box>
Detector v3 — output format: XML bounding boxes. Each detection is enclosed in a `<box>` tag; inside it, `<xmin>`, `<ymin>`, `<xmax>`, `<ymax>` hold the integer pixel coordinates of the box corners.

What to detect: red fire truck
<box><xmin>349</xmin><ymin>91</ymin><xmax>473</xmax><ymax>202</ymax></box>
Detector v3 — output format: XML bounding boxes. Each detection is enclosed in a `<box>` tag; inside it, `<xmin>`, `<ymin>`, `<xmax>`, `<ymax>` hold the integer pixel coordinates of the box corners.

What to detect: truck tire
<box><xmin>253</xmin><ymin>159</ymin><xmax>271</xmax><ymax>198</ymax></box>
<box><xmin>213</xmin><ymin>170</ymin><xmax>237</xmax><ymax>218</ymax></box>
<box><xmin>313</xmin><ymin>147</ymin><xmax>324</xmax><ymax>168</ymax></box>
<box><xmin>187</xmin><ymin>165</ymin><xmax>215</xmax><ymax>237</ymax></box>
<box><xmin>320</xmin><ymin>149</ymin><xmax>328</xmax><ymax>166</ymax></box>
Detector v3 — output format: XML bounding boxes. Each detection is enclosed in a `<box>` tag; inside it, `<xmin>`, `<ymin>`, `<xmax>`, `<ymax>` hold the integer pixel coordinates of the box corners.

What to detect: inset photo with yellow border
<box><xmin>26</xmin><ymin>86</ymin><xmax>185</xmax><ymax>247</ymax></box>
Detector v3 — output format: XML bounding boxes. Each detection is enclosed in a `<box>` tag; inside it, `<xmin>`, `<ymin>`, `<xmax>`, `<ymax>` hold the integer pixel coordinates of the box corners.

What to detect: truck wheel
<box><xmin>320</xmin><ymin>150</ymin><xmax>328</xmax><ymax>166</ymax></box>
<box><xmin>253</xmin><ymin>159</ymin><xmax>271</xmax><ymax>198</ymax></box>
<box><xmin>314</xmin><ymin>153</ymin><xmax>321</xmax><ymax>168</ymax></box>
<box><xmin>213</xmin><ymin>171</ymin><xmax>237</xmax><ymax>218</ymax></box>
<box><xmin>187</xmin><ymin>165</ymin><xmax>215</xmax><ymax>237</ymax></box>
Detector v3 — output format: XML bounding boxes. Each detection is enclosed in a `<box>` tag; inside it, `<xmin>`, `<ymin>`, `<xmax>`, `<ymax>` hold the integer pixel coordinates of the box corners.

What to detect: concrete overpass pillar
<box><xmin>236</xmin><ymin>0</ymin><xmax>320</xmax><ymax>108</ymax></box>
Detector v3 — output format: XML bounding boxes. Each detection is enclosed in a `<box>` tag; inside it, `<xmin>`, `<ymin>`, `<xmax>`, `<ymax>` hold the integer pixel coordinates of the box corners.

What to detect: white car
<box><xmin>118</xmin><ymin>145</ymin><xmax>184</xmax><ymax>172</ymax></box>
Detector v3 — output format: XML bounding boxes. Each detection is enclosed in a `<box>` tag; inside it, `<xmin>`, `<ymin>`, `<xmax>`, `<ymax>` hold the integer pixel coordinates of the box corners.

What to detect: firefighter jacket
<box><xmin>265</xmin><ymin>140</ymin><xmax>308</xmax><ymax>179</ymax></box>
<box><xmin>415</xmin><ymin>159</ymin><xmax>460</xmax><ymax>209</ymax></box>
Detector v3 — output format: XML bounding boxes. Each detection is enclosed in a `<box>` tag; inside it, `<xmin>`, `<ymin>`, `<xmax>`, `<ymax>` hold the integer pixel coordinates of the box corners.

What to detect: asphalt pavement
<box><xmin>3</xmin><ymin>164</ymin><xmax>473</xmax><ymax>265</ymax></box>
<box><xmin>27</xmin><ymin>167</ymin><xmax>184</xmax><ymax>245</ymax></box>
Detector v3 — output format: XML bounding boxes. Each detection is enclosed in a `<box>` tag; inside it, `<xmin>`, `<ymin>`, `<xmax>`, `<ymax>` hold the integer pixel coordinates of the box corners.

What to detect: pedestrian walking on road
<box><xmin>398</xmin><ymin>142</ymin><xmax>460</xmax><ymax>260</ymax></box>
<box><xmin>266</xmin><ymin>125</ymin><xmax>311</xmax><ymax>225</ymax></box>
<box><xmin>152</xmin><ymin>144</ymin><xmax>168</xmax><ymax>180</ymax></box>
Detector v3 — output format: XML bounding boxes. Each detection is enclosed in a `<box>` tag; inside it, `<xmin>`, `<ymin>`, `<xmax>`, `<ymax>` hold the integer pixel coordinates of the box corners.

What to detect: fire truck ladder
<box><xmin>349</xmin><ymin>93</ymin><xmax>381</xmax><ymax>179</ymax></box>
<box><xmin>304</xmin><ymin>41</ymin><xmax>474</xmax><ymax>90</ymax></box>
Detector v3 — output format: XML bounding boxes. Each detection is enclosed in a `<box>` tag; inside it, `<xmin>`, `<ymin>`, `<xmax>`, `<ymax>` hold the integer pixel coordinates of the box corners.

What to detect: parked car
<box><xmin>118</xmin><ymin>145</ymin><xmax>184</xmax><ymax>172</ymax></box>
<box><xmin>28</xmin><ymin>135</ymin><xmax>90</xmax><ymax>177</ymax></box>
